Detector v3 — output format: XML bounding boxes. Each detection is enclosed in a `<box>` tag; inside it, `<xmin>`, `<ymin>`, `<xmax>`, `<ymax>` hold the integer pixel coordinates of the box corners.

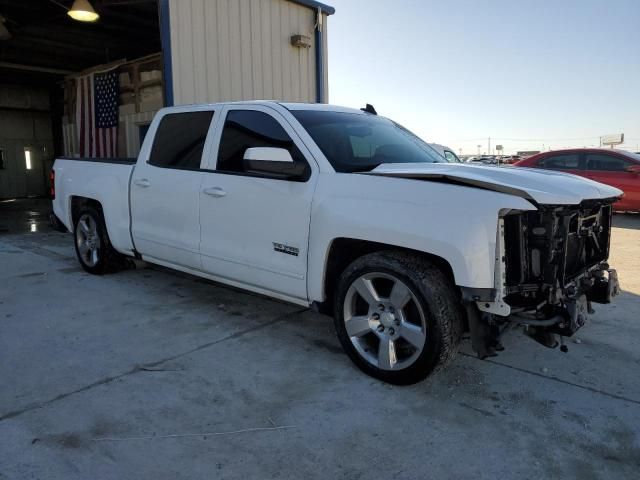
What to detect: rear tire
<box><xmin>333</xmin><ymin>251</ymin><xmax>463</xmax><ymax>385</ymax></box>
<box><xmin>73</xmin><ymin>205</ymin><xmax>123</xmax><ymax>275</ymax></box>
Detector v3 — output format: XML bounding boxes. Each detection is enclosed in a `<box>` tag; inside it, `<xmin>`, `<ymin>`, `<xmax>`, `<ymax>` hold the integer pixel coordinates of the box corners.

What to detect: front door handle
<box><xmin>203</xmin><ymin>187</ymin><xmax>227</xmax><ymax>197</ymax></box>
<box><xmin>134</xmin><ymin>178</ymin><xmax>151</xmax><ymax>188</ymax></box>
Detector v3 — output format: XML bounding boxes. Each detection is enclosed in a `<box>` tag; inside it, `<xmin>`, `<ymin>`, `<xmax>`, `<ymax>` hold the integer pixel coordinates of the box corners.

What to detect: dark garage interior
<box><xmin>0</xmin><ymin>0</ymin><xmax>161</xmax><ymax>199</ymax></box>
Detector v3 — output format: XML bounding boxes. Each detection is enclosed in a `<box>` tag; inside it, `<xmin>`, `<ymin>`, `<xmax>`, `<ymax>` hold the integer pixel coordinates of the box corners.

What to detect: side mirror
<box><xmin>626</xmin><ymin>164</ymin><xmax>640</xmax><ymax>175</ymax></box>
<box><xmin>243</xmin><ymin>147</ymin><xmax>306</xmax><ymax>179</ymax></box>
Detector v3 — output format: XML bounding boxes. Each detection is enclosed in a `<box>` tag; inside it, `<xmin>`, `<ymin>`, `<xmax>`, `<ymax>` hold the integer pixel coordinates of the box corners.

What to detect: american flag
<box><xmin>76</xmin><ymin>69</ymin><xmax>119</xmax><ymax>157</ymax></box>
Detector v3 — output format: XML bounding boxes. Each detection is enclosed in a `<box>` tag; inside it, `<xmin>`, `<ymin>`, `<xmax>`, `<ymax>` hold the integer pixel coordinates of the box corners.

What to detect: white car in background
<box><xmin>429</xmin><ymin>143</ymin><xmax>461</xmax><ymax>163</ymax></box>
<box><xmin>467</xmin><ymin>155</ymin><xmax>498</xmax><ymax>165</ymax></box>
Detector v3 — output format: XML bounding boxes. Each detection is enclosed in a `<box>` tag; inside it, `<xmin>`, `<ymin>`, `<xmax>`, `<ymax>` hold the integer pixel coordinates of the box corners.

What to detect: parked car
<box><xmin>466</xmin><ymin>155</ymin><xmax>497</xmax><ymax>165</ymax></box>
<box><xmin>429</xmin><ymin>143</ymin><xmax>462</xmax><ymax>162</ymax></box>
<box><xmin>514</xmin><ymin>148</ymin><xmax>640</xmax><ymax>212</ymax></box>
<box><xmin>499</xmin><ymin>155</ymin><xmax>522</xmax><ymax>165</ymax></box>
<box><xmin>52</xmin><ymin>101</ymin><xmax>621</xmax><ymax>384</ymax></box>
<box><xmin>466</xmin><ymin>156</ymin><xmax>488</xmax><ymax>163</ymax></box>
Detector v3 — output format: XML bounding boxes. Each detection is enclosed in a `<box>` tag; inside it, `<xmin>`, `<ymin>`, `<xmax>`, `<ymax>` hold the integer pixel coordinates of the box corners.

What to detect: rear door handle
<box><xmin>203</xmin><ymin>187</ymin><xmax>227</xmax><ymax>197</ymax></box>
<box><xmin>134</xmin><ymin>178</ymin><xmax>151</xmax><ymax>188</ymax></box>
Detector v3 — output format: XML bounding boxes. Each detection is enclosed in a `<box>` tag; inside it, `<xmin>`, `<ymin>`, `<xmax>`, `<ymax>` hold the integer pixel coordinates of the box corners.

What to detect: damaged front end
<box><xmin>465</xmin><ymin>199</ymin><xmax>621</xmax><ymax>358</ymax></box>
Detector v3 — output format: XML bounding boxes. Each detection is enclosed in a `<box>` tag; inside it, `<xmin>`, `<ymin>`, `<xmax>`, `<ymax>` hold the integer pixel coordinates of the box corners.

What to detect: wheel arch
<box><xmin>316</xmin><ymin>237</ymin><xmax>456</xmax><ymax>315</ymax></box>
<box><xmin>70</xmin><ymin>196</ymin><xmax>105</xmax><ymax>227</ymax></box>
<box><xmin>68</xmin><ymin>195</ymin><xmax>134</xmax><ymax>254</ymax></box>
<box><xmin>70</xmin><ymin>195</ymin><xmax>126</xmax><ymax>274</ymax></box>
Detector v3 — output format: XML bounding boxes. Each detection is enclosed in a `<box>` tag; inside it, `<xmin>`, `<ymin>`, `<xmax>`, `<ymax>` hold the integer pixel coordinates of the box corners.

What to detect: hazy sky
<box><xmin>326</xmin><ymin>0</ymin><xmax>640</xmax><ymax>155</ymax></box>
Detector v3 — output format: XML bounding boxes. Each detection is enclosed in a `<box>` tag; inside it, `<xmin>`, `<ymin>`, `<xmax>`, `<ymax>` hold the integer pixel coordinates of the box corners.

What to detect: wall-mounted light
<box><xmin>24</xmin><ymin>148</ymin><xmax>32</xmax><ymax>170</ymax></box>
<box><xmin>68</xmin><ymin>0</ymin><xmax>100</xmax><ymax>22</ymax></box>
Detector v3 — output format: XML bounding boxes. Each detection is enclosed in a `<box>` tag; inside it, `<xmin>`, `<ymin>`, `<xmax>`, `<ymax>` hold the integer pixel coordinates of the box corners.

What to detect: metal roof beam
<box><xmin>286</xmin><ymin>0</ymin><xmax>335</xmax><ymax>15</ymax></box>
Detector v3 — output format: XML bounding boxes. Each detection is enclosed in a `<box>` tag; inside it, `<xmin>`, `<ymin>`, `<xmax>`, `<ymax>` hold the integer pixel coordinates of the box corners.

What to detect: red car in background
<box><xmin>514</xmin><ymin>148</ymin><xmax>640</xmax><ymax>212</ymax></box>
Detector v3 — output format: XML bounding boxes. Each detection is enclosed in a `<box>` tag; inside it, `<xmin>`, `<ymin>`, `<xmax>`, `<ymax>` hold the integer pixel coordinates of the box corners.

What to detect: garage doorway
<box><xmin>0</xmin><ymin>0</ymin><xmax>162</xmax><ymax>199</ymax></box>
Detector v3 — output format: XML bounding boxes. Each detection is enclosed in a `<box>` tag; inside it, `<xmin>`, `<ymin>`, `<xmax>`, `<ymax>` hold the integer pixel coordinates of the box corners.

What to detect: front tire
<box><xmin>333</xmin><ymin>251</ymin><xmax>463</xmax><ymax>385</ymax></box>
<box><xmin>73</xmin><ymin>206</ymin><xmax>122</xmax><ymax>275</ymax></box>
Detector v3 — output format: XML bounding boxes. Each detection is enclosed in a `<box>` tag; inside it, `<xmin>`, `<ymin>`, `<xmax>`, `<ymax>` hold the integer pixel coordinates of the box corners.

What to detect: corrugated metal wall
<box><xmin>62</xmin><ymin>120</ymin><xmax>78</xmax><ymax>159</ymax></box>
<box><xmin>168</xmin><ymin>0</ymin><xmax>328</xmax><ymax>105</ymax></box>
<box><xmin>0</xmin><ymin>85</ymin><xmax>54</xmax><ymax>199</ymax></box>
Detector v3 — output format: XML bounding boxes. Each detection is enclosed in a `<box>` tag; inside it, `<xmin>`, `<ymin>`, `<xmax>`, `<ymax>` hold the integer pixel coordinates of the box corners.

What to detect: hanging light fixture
<box><xmin>67</xmin><ymin>0</ymin><xmax>100</xmax><ymax>22</ymax></box>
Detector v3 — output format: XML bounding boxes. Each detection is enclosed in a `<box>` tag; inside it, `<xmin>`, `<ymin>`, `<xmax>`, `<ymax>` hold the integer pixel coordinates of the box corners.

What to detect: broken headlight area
<box><xmin>504</xmin><ymin>200</ymin><xmax>619</xmax><ymax>312</ymax></box>
<box><xmin>469</xmin><ymin>200</ymin><xmax>621</xmax><ymax>358</ymax></box>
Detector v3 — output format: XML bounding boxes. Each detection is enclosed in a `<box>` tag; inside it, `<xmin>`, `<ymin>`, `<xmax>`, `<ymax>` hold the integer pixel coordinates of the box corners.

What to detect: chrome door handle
<box><xmin>203</xmin><ymin>187</ymin><xmax>227</xmax><ymax>197</ymax></box>
<box><xmin>134</xmin><ymin>178</ymin><xmax>150</xmax><ymax>187</ymax></box>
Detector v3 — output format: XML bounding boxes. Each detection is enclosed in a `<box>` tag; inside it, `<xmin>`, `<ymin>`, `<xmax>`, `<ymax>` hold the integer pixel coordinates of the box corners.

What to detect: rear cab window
<box><xmin>149</xmin><ymin>111</ymin><xmax>214</xmax><ymax>170</ymax></box>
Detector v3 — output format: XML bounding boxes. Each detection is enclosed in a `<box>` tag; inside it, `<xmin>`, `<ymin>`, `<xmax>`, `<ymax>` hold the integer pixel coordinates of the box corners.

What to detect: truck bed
<box><xmin>52</xmin><ymin>157</ymin><xmax>136</xmax><ymax>255</ymax></box>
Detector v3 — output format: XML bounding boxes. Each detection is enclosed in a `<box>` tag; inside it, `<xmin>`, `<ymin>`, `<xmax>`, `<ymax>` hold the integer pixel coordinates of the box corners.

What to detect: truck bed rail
<box><xmin>58</xmin><ymin>157</ymin><xmax>136</xmax><ymax>165</ymax></box>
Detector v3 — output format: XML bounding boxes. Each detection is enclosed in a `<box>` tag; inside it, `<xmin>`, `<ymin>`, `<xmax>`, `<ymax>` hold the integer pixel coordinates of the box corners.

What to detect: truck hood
<box><xmin>366</xmin><ymin>163</ymin><xmax>623</xmax><ymax>205</ymax></box>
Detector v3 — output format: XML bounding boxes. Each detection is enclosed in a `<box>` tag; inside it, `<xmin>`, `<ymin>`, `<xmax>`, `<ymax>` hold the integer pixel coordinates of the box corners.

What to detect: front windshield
<box><xmin>291</xmin><ymin>110</ymin><xmax>445</xmax><ymax>173</ymax></box>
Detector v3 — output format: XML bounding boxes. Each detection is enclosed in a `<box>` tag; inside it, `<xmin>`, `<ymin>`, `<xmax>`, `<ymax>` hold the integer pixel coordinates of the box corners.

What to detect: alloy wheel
<box><xmin>343</xmin><ymin>272</ymin><xmax>427</xmax><ymax>370</ymax></box>
<box><xmin>76</xmin><ymin>213</ymin><xmax>101</xmax><ymax>267</ymax></box>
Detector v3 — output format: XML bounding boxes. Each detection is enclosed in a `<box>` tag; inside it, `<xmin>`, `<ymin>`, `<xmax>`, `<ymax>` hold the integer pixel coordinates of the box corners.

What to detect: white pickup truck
<box><xmin>52</xmin><ymin>101</ymin><xmax>622</xmax><ymax>384</ymax></box>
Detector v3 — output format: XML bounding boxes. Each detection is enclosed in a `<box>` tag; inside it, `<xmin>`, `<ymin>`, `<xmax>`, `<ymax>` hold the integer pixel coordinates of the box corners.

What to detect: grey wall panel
<box><xmin>119</xmin><ymin>111</ymin><xmax>156</xmax><ymax>158</ymax></box>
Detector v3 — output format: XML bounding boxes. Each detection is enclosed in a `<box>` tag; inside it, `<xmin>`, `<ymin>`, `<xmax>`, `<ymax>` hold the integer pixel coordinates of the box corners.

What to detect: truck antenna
<box><xmin>361</xmin><ymin>104</ymin><xmax>377</xmax><ymax>115</ymax></box>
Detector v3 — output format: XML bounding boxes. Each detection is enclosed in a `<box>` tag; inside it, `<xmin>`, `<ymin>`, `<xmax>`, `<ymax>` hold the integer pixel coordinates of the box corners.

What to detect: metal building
<box><xmin>165</xmin><ymin>0</ymin><xmax>332</xmax><ymax>105</ymax></box>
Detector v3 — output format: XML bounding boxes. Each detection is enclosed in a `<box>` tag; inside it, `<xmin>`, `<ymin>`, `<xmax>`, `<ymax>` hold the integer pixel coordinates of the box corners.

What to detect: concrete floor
<box><xmin>1</xmin><ymin>199</ymin><xmax>639</xmax><ymax>479</ymax></box>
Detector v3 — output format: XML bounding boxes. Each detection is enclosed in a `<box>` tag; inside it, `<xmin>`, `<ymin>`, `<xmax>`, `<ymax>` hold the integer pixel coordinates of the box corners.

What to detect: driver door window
<box><xmin>216</xmin><ymin>110</ymin><xmax>309</xmax><ymax>180</ymax></box>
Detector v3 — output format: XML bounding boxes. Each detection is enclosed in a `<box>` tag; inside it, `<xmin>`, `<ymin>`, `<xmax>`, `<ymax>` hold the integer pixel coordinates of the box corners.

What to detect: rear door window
<box><xmin>539</xmin><ymin>154</ymin><xmax>580</xmax><ymax>169</ymax></box>
<box><xmin>149</xmin><ymin>111</ymin><xmax>214</xmax><ymax>169</ymax></box>
<box><xmin>585</xmin><ymin>153</ymin><xmax>631</xmax><ymax>172</ymax></box>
